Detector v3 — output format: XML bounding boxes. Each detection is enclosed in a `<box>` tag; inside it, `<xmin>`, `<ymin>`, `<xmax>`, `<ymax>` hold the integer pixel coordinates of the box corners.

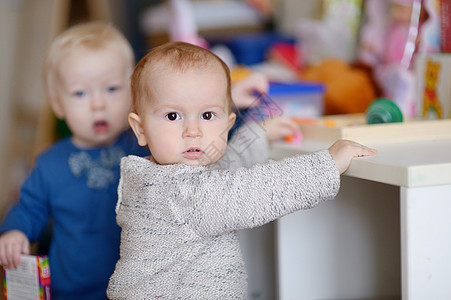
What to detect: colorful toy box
<box><xmin>3</xmin><ymin>255</ymin><xmax>51</xmax><ymax>300</ymax></box>
<box><xmin>209</xmin><ymin>32</ymin><xmax>295</xmax><ymax>65</ymax></box>
<box><xmin>267</xmin><ymin>81</ymin><xmax>325</xmax><ymax>119</ymax></box>
<box><xmin>415</xmin><ymin>53</ymin><xmax>451</xmax><ymax>119</ymax></box>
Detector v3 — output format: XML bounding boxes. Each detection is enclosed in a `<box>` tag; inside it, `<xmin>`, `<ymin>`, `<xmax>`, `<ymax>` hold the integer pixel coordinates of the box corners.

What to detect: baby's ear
<box><xmin>128</xmin><ymin>113</ymin><xmax>148</xmax><ymax>146</ymax></box>
<box><xmin>48</xmin><ymin>92</ymin><xmax>65</xmax><ymax>119</ymax></box>
<box><xmin>228</xmin><ymin>112</ymin><xmax>236</xmax><ymax>131</ymax></box>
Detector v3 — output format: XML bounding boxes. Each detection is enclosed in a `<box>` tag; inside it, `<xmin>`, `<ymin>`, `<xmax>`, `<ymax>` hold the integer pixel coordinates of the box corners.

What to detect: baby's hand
<box><xmin>0</xmin><ymin>230</ymin><xmax>30</xmax><ymax>269</ymax></box>
<box><xmin>328</xmin><ymin>139</ymin><xmax>377</xmax><ymax>174</ymax></box>
<box><xmin>260</xmin><ymin>116</ymin><xmax>301</xmax><ymax>142</ymax></box>
<box><xmin>231</xmin><ymin>73</ymin><xmax>269</xmax><ymax>109</ymax></box>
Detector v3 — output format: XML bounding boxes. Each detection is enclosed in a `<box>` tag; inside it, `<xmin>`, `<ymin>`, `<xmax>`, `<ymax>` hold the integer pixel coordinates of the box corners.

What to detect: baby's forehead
<box><xmin>148</xmin><ymin>59</ymin><xmax>226</xmax><ymax>80</ymax></box>
<box><xmin>57</xmin><ymin>44</ymin><xmax>132</xmax><ymax>70</ymax></box>
<box><xmin>64</xmin><ymin>43</ymin><xmax>118</xmax><ymax>57</ymax></box>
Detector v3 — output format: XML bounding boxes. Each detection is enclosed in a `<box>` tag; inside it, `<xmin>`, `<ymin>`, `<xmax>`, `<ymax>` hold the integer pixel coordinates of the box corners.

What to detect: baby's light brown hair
<box><xmin>130</xmin><ymin>41</ymin><xmax>233</xmax><ymax>115</ymax></box>
<box><xmin>44</xmin><ymin>22</ymin><xmax>134</xmax><ymax>97</ymax></box>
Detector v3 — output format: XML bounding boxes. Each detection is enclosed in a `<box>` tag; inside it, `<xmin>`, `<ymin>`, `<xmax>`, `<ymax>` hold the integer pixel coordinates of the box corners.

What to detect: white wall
<box><xmin>0</xmin><ymin>1</ymin><xmax>19</xmax><ymax>218</ymax></box>
<box><xmin>0</xmin><ymin>0</ymin><xmax>55</xmax><ymax>219</ymax></box>
<box><xmin>0</xmin><ymin>0</ymin><xmax>113</xmax><ymax>219</ymax></box>
<box><xmin>275</xmin><ymin>0</ymin><xmax>323</xmax><ymax>35</ymax></box>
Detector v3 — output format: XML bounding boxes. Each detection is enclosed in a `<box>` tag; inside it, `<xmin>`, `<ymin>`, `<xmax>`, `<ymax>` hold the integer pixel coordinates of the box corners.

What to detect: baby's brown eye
<box><xmin>166</xmin><ymin>112</ymin><xmax>180</xmax><ymax>121</ymax></box>
<box><xmin>202</xmin><ymin>112</ymin><xmax>214</xmax><ymax>120</ymax></box>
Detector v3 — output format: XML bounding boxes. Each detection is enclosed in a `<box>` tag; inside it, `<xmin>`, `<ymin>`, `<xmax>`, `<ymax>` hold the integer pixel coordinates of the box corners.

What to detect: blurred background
<box><xmin>0</xmin><ymin>2</ymin><xmax>322</xmax><ymax>299</ymax></box>
<box><xmin>0</xmin><ymin>0</ymin><xmax>324</xmax><ymax>232</ymax></box>
<box><xmin>0</xmin><ymin>0</ymin><xmax>449</xmax><ymax>299</ymax></box>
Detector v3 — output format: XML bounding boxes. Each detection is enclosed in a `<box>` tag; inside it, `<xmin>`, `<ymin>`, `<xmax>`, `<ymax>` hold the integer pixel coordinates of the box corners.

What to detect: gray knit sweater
<box><xmin>107</xmin><ymin>124</ymin><xmax>340</xmax><ymax>299</ymax></box>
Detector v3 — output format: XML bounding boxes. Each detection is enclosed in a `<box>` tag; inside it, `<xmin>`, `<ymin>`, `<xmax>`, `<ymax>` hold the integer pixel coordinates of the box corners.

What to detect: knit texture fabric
<box><xmin>107</xmin><ymin>126</ymin><xmax>340</xmax><ymax>299</ymax></box>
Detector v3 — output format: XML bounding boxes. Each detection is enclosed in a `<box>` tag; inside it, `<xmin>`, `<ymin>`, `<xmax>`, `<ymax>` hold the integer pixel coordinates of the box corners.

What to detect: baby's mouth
<box><xmin>93</xmin><ymin>120</ymin><xmax>109</xmax><ymax>133</ymax></box>
<box><xmin>183</xmin><ymin>147</ymin><xmax>204</xmax><ymax>159</ymax></box>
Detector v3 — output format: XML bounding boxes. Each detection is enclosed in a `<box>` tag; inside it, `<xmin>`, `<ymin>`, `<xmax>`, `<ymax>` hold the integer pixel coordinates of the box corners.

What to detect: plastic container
<box><xmin>267</xmin><ymin>81</ymin><xmax>325</xmax><ymax>119</ymax></box>
<box><xmin>209</xmin><ymin>33</ymin><xmax>295</xmax><ymax>65</ymax></box>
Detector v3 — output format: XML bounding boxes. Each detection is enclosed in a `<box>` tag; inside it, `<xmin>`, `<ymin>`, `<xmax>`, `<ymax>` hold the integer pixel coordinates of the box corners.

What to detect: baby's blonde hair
<box><xmin>44</xmin><ymin>22</ymin><xmax>134</xmax><ymax>96</ymax></box>
<box><xmin>131</xmin><ymin>41</ymin><xmax>233</xmax><ymax>115</ymax></box>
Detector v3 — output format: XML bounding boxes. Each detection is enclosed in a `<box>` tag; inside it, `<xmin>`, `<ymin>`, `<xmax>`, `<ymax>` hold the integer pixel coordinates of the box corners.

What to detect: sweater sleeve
<box><xmin>0</xmin><ymin>161</ymin><xmax>50</xmax><ymax>241</ymax></box>
<box><xmin>171</xmin><ymin>149</ymin><xmax>340</xmax><ymax>237</ymax></box>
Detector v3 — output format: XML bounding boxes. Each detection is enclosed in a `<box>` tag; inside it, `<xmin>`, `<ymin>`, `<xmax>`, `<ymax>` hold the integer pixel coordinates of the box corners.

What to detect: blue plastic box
<box><xmin>267</xmin><ymin>81</ymin><xmax>325</xmax><ymax>119</ymax></box>
<box><xmin>209</xmin><ymin>32</ymin><xmax>295</xmax><ymax>65</ymax></box>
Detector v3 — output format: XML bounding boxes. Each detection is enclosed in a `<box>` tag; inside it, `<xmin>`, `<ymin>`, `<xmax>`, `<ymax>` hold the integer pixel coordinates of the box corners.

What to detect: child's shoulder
<box><xmin>29</xmin><ymin>137</ymin><xmax>75</xmax><ymax>173</ymax></box>
<box><xmin>37</xmin><ymin>137</ymin><xmax>74</xmax><ymax>161</ymax></box>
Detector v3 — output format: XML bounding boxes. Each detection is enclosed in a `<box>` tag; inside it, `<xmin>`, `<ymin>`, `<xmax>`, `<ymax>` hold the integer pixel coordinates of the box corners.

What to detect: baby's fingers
<box><xmin>328</xmin><ymin>139</ymin><xmax>377</xmax><ymax>174</ymax></box>
<box><xmin>352</xmin><ymin>143</ymin><xmax>378</xmax><ymax>158</ymax></box>
<box><xmin>0</xmin><ymin>244</ymin><xmax>17</xmax><ymax>269</ymax></box>
<box><xmin>0</xmin><ymin>231</ymin><xmax>29</xmax><ymax>269</ymax></box>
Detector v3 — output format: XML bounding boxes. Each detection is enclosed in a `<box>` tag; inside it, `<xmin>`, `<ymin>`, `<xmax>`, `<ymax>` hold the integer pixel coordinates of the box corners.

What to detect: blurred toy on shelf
<box><xmin>415</xmin><ymin>53</ymin><xmax>451</xmax><ymax>119</ymax></box>
<box><xmin>385</xmin><ymin>0</ymin><xmax>418</xmax><ymax>64</ymax></box>
<box><xmin>357</xmin><ymin>0</ymin><xmax>389</xmax><ymax>66</ymax></box>
<box><xmin>267</xmin><ymin>81</ymin><xmax>325</xmax><ymax>119</ymax></box>
<box><xmin>366</xmin><ymin>98</ymin><xmax>404</xmax><ymax>124</ymax></box>
<box><xmin>168</xmin><ymin>0</ymin><xmax>209</xmax><ymax>48</ymax></box>
<box><xmin>295</xmin><ymin>0</ymin><xmax>363</xmax><ymax>65</ymax></box>
<box><xmin>140</xmin><ymin>0</ymin><xmax>267</xmax><ymax>49</ymax></box>
<box><xmin>300</xmin><ymin>59</ymin><xmax>377</xmax><ymax>115</ymax></box>
<box><xmin>440</xmin><ymin>0</ymin><xmax>451</xmax><ymax>52</ymax></box>
<box><xmin>413</xmin><ymin>0</ymin><xmax>451</xmax><ymax>120</ymax></box>
<box><xmin>284</xmin><ymin>129</ymin><xmax>303</xmax><ymax>144</ymax></box>
<box><xmin>422</xmin><ymin>59</ymin><xmax>443</xmax><ymax>117</ymax></box>
<box><xmin>358</xmin><ymin>0</ymin><xmax>416</xmax><ymax>66</ymax></box>
<box><xmin>268</xmin><ymin>42</ymin><xmax>302</xmax><ymax>75</ymax></box>
<box><xmin>420</xmin><ymin>0</ymin><xmax>441</xmax><ymax>54</ymax></box>
<box><xmin>358</xmin><ymin>0</ymin><xmax>425</xmax><ymax>119</ymax></box>
<box><xmin>246</xmin><ymin>0</ymin><xmax>274</xmax><ymax>19</ymax></box>
<box><xmin>213</xmin><ymin>33</ymin><xmax>295</xmax><ymax>66</ymax></box>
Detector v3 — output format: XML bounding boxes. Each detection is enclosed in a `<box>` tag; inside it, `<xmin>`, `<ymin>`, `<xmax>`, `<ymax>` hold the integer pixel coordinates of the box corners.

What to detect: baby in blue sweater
<box><xmin>0</xmin><ymin>22</ymin><xmax>149</xmax><ymax>299</ymax></box>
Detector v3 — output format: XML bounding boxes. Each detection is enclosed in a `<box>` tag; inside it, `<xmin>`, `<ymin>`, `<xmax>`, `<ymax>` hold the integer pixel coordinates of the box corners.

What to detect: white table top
<box><xmin>270</xmin><ymin>137</ymin><xmax>451</xmax><ymax>188</ymax></box>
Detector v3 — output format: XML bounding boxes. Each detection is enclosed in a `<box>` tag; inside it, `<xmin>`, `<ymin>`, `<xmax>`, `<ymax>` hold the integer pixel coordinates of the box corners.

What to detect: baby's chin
<box><xmin>150</xmin><ymin>154</ymin><xmax>224</xmax><ymax>167</ymax></box>
<box><xmin>183</xmin><ymin>159</ymin><xmax>214</xmax><ymax>167</ymax></box>
<box><xmin>149</xmin><ymin>156</ymin><xmax>208</xmax><ymax>167</ymax></box>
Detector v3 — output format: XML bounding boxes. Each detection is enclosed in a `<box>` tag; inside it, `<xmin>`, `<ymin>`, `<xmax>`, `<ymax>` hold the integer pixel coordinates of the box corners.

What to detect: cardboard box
<box><xmin>3</xmin><ymin>255</ymin><xmax>51</xmax><ymax>300</ymax></box>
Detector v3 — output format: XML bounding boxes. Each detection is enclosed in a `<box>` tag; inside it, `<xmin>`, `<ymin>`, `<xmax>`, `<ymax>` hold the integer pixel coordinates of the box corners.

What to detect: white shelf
<box><xmin>271</xmin><ymin>137</ymin><xmax>451</xmax><ymax>187</ymax></box>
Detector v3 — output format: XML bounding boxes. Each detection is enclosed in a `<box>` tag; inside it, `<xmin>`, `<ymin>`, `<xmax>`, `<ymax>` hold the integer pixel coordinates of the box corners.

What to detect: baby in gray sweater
<box><xmin>107</xmin><ymin>41</ymin><xmax>377</xmax><ymax>299</ymax></box>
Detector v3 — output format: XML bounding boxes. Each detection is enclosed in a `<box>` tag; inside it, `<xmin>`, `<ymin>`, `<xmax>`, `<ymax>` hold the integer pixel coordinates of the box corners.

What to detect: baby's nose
<box><xmin>91</xmin><ymin>93</ymin><xmax>106</xmax><ymax>109</ymax></box>
<box><xmin>183</xmin><ymin>120</ymin><xmax>202</xmax><ymax>138</ymax></box>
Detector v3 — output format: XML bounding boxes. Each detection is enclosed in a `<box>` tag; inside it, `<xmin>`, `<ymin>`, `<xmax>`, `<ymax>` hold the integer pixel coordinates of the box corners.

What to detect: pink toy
<box><xmin>359</xmin><ymin>0</ymin><xmax>423</xmax><ymax>118</ymax></box>
<box><xmin>385</xmin><ymin>0</ymin><xmax>415</xmax><ymax>64</ymax></box>
<box><xmin>420</xmin><ymin>0</ymin><xmax>441</xmax><ymax>53</ymax></box>
<box><xmin>359</xmin><ymin>0</ymin><xmax>422</xmax><ymax>67</ymax></box>
<box><xmin>358</xmin><ymin>0</ymin><xmax>390</xmax><ymax>66</ymax></box>
<box><xmin>284</xmin><ymin>129</ymin><xmax>303</xmax><ymax>145</ymax></box>
<box><xmin>168</xmin><ymin>0</ymin><xmax>209</xmax><ymax>49</ymax></box>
